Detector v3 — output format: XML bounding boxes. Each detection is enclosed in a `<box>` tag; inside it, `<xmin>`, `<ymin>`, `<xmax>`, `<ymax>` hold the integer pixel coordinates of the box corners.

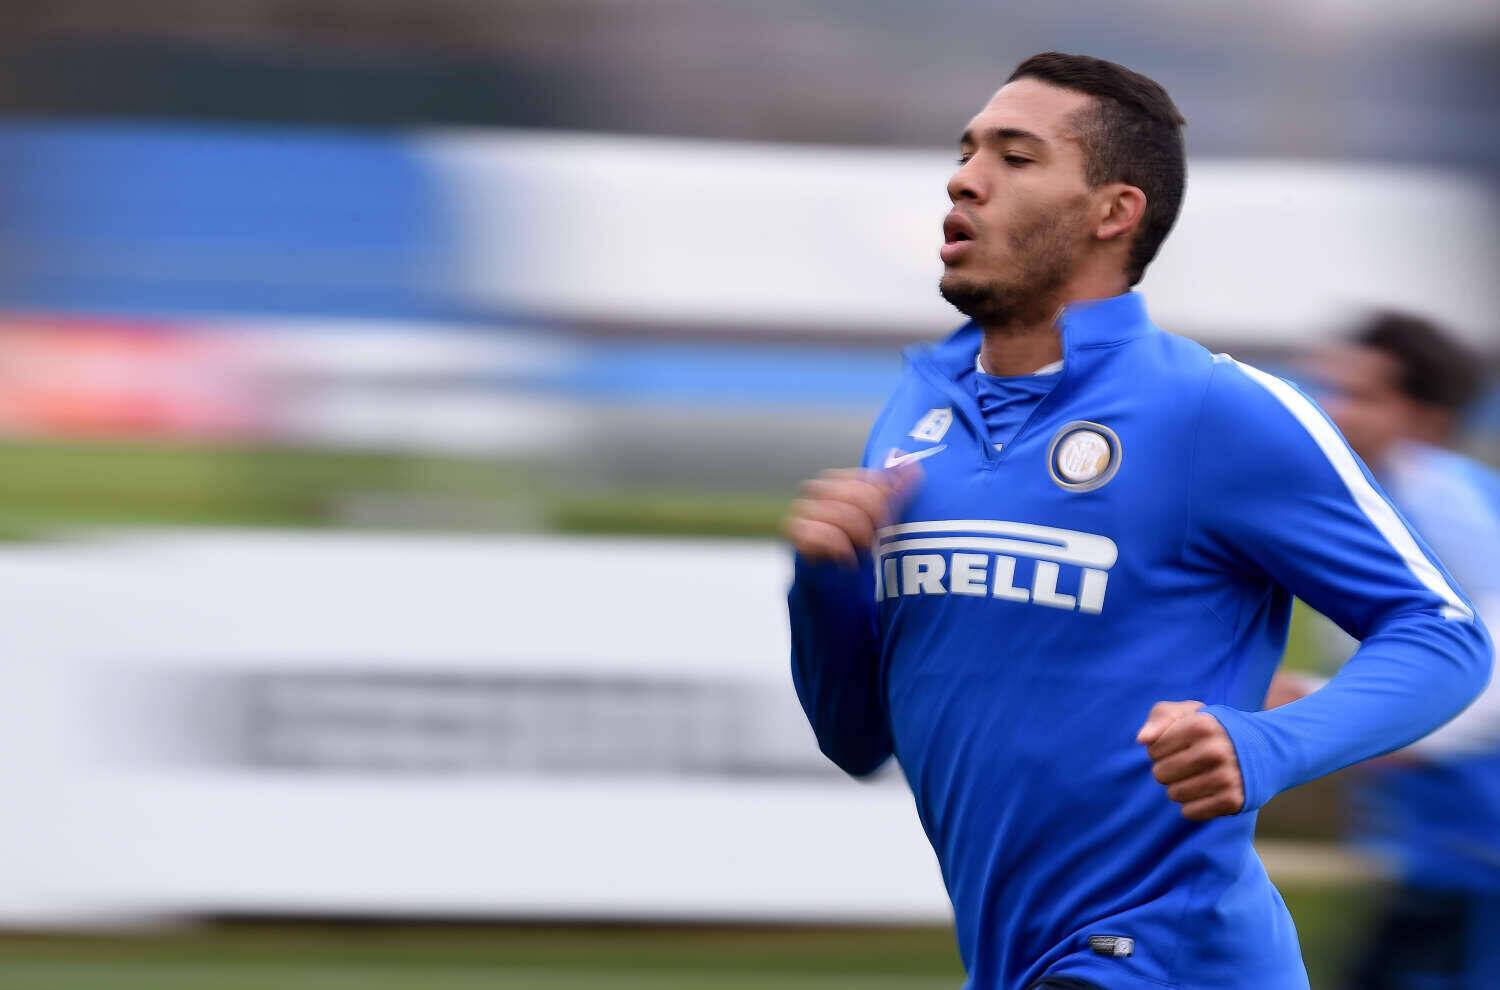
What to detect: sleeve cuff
<box><xmin>1201</xmin><ymin>704</ymin><xmax>1276</xmax><ymax>814</ymax></box>
<box><xmin>793</xmin><ymin>550</ymin><xmax>873</xmax><ymax>595</ymax></box>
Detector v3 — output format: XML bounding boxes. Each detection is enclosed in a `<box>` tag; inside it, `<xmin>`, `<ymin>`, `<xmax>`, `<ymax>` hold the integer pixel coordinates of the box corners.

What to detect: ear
<box><xmin>1094</xmin><ymin>184</ymin><xmax>1147</xmax><ymax>242</ymax></box>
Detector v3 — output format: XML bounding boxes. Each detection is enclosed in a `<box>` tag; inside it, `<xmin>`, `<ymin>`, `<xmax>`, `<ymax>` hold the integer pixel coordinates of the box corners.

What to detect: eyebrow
<box><xmin>958</xmin><ymin>126</ymin><xmax>1047</xmax><ymax>149</ymax></box>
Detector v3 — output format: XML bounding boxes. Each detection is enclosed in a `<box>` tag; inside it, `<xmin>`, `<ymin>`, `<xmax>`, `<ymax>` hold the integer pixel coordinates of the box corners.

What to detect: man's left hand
<box><xmin>1136</xmin><ymin>701</ymin><xmax>1245</xmax><ymax>821</ymax></box>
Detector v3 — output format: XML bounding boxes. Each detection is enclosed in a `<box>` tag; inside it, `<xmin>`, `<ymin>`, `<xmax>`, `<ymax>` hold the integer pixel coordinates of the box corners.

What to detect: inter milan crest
<box><xmin>1047</xmin><ymin>421</ymin><xmax>1122</xmax><ymax>492</ymax></box>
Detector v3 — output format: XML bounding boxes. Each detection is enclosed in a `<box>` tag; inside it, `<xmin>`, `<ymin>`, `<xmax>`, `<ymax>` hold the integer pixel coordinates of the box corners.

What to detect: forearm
<box><xmin>1207</xmin><ymin>612</ymin><xmax>1492</xmax><ymax>812</ymax></box>
<box><xmin>788</xmin><ymin>552</ymin><xmax>893</xmax><ymax>777</ymax></box>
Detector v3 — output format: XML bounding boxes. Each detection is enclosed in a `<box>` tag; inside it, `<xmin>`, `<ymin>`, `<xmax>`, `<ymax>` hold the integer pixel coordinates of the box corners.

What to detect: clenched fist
<box><xmin>1136</xmin><ymin>701</ymin><xmax>1245</xmax><ymax>821</ymax></box>
<box><xmin>781</xmin><ymin>465</ymin><xmax>920</xmax><ymax>566</ymax></box>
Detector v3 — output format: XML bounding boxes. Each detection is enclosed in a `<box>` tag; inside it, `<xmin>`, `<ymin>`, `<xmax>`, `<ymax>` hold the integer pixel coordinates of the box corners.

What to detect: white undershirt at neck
<box><xmin>976</xmin><ymin>355</ymin><xmax>1064</xmax><ymax>377</ymax></box>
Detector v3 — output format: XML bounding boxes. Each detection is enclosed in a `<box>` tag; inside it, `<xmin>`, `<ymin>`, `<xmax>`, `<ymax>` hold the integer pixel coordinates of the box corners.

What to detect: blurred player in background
<box><xmin>1272</xmin><ymin>312</ymin><xmax>1500</xmax><ymax>990</ymax></box>
<box><xmin>783</xmin><ymin>52</ymin><xmax>1492</xmax><ymax>990</ymax></box>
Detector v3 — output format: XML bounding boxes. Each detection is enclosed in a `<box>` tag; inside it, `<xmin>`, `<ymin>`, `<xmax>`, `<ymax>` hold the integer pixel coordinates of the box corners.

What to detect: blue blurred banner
<box><xmin>0</xmin><ymin>122</ymin><xmax>458</xmax><ymax>319</ymax></box>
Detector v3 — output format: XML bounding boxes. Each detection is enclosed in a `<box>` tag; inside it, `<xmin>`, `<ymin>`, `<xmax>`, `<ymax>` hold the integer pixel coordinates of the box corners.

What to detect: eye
<box><xmin>955</xmin><ymin>153</ymin><xmax>973</xmax><ymax>166</ymax></box>
<box><xmin>1003</xmin><ymin>155</ymin><xmax>1032</xmax><ymax>167</ymax></box>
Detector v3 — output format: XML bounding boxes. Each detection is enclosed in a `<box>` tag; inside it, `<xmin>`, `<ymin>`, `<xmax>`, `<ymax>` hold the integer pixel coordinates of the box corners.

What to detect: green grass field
<box><xmin>0</xmin><ymin>883</ymin><xmax>1379</xmax><ymax>989</ymax></box>
<box><xmin>0</xmin><ymin>439</ymin><xmax>790</xmax><ymax>540</ymax></box>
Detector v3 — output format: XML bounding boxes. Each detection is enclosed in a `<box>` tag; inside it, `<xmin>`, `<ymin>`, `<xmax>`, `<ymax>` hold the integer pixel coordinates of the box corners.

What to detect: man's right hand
<box><xmin>781</xmin><ymin>466</ymin><xmax>920</xmax><ymax>566</ymax></box>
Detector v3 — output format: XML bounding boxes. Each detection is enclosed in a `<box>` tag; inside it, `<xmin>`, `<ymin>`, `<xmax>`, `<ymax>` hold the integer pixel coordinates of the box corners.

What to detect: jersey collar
<box><xmin>916</xmin><ymin>291</ymin><xmax>1155</xmax><ymax>382</ymax></box>
<box><xmin>1059</xmin><ymin>291</ymin><xmax>1155</xmax><ymax>349</ymax></box>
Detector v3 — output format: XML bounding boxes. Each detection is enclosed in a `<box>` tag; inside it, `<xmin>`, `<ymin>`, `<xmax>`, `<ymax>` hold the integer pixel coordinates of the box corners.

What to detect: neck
<box><xmin>978</xmin><ymin>315</ymin><xmax>1064</xmax><ymax>376</ymax></box>
<box><xmin>977</xmin><ymin>272</ymin><xmax>1129</xmax><ymax>376</ymax></box>
<box><xmin>1362</xmin><ymin>440</ymin><xmax>1393</xmax><ymax>473</ymax></box>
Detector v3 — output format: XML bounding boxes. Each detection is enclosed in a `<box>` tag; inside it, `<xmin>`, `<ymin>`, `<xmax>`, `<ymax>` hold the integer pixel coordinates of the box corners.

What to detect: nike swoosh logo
<box><xmin>884</xmin><ymin>445</ymin><xmax>947</xmax><ymax>469</ymax></box>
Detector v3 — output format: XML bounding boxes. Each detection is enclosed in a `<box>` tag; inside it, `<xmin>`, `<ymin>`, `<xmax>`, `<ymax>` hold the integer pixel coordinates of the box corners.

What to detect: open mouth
<box><xmin>942</xmin><ymin>214</ymin><xmax>976</xmax><ymax>245</ymax></box>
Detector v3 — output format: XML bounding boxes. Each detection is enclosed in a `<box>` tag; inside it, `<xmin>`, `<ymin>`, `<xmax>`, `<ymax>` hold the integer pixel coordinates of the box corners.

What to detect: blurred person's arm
<box><xmin>1187</xmin><ymin>360</ymin><xmax>1492</xmax><ymax>813</ymax></box>
<box><xmin>1263</xmin><ymin>670</ymin><xmax>1326</xmax><ymax>710</ymax></box>
<box><xmin>1379</xmin><ymin>456</ymin><xmax>1500</xmax><ymax>760</ymax></box>
<box><xmin>1403</xmin><ymin>593</ymin><xmax>1500</xmax><ymax>759</ymax></box>
<box><xmin>784</xmin><ymin>468</ymin><xmax>913</xmax><ymax>777</ymax></box>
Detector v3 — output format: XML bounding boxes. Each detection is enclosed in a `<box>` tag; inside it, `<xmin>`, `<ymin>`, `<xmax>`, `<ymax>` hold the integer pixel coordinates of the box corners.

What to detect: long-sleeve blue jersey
<box><xmin>788</xmin><ymin>292</ymin><xmax>1493</xmax><ymax>990</ymax></box>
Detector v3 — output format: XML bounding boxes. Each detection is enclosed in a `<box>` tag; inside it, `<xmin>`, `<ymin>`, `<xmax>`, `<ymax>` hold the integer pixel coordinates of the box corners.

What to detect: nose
<box><xmin>946</xmin><ymin>157</ymin><xmax>985</xmax><ymax>205</ymax></box>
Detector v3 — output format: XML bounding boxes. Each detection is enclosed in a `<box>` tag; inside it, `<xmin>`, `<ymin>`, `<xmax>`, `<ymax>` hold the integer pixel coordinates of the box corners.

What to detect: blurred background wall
<box><xmin>0</xmin><ymin>0</ymin><xmax>1495</xmax><ymax>983</ymax></box>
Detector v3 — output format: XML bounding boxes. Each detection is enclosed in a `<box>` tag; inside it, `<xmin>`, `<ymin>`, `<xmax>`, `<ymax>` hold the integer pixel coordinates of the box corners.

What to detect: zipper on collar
<box><xmin>905</xmin><ymin>347</ymin><xmax>999</xmax><ymax>465</ymax></box>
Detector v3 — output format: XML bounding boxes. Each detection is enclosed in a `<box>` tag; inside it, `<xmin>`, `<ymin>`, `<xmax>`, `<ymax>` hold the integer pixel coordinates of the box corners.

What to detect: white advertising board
<box><xmin>425</xmin><ymin>129</ymin><xmax>1500</xmax><ymax>347</ymax></box>
<box><xmin>0</xmin><ymin>530</ymin><xmax>950</xmax><ymax>924</ymax></box>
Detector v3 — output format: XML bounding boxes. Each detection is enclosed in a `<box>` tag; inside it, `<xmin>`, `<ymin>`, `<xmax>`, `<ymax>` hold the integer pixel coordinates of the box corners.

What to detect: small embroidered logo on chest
<box><xmin>1047</xmin><ymin>421</ymin><xmax>1122</xmax><ymax>492</ymax></box>
<box><xmin>908</xmin><ymin>407</ymin><xmax>953</xmax><ymax>443</ymax></box>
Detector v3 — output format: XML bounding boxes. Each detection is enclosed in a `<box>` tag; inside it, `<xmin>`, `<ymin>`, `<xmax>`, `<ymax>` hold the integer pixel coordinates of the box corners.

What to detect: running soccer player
<box><xmin>1271</xmin><ymin>312</ymin><xmax>1500</xmax><ymax>990</ymax></box>
<box><xmin>783</xmin><ymin>53</ymin><xmax>1492</xmax><ymax>990</ymax></box>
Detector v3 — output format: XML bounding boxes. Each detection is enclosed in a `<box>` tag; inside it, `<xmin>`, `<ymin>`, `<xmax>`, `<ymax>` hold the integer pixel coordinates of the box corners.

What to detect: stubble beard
<box><xmin>938</xmin><ymin>208</ymin><xmax>1081</xmax><ymax>333</ymax></box>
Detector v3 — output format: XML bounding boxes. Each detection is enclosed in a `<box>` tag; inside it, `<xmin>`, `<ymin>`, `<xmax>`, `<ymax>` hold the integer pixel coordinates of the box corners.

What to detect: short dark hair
<box><xmin>1353</xmin><ymin>310</ymin><xmax>1483</xmax><ymax>412</ymax></box>
<box><xmin>1006</xmin><ymin>52</ymin><xmax>1186</xmax><ymax>286</ymax></box>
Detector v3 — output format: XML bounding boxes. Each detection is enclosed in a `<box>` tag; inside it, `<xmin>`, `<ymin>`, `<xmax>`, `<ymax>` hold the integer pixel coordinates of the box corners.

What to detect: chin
<box><xmin>938</xmin><ymin>270</ymin><xmax>978</xmax><ymax>294</ymax></box>
<box><xmin>938</xmin><ymin>273</ymin><xmax>994</xmax><ymax>319</ymax></box>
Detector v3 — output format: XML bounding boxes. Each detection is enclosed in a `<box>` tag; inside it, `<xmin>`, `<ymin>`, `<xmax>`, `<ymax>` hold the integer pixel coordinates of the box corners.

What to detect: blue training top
<box><xmin>788</xmin><ymin>292</ymin><xmax>1492</xmax><ymax>990</ymax></box>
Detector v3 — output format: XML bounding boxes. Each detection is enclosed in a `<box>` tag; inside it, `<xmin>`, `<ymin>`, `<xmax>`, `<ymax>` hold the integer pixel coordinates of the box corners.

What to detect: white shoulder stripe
<box><xmin>1227</xmin><ymin>357</ymin><xmax>1473</xmax><ymax>621</ymax></box>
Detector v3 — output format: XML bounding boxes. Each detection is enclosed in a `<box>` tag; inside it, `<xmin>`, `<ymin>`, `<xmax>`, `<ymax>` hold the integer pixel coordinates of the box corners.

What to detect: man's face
<box><xmin>939</xmin><ymin>78</ymin><xmax>1098</xmax><ymax>328</ymax></box>
<box><xmin>1309</xmin><ymin>344</ymin><xmax>1410</xmax><ymax>463</ymax></box>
